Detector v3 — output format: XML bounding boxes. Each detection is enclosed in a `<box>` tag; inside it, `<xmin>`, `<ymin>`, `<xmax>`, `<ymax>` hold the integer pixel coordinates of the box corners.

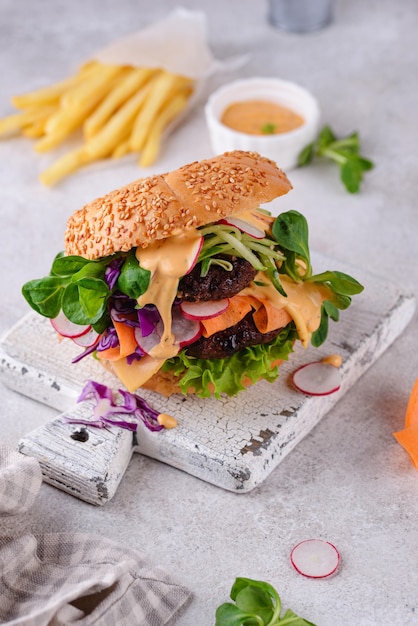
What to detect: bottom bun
<box><xmin>142</xmin><ymin>369</ymin><xmax>184</xmax><ymax>397</ymax></box>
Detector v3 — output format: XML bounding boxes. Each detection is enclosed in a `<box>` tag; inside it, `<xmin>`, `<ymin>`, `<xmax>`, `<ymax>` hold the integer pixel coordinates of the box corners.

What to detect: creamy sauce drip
<box><xmin>321</xmin><ymin>354</ymin><xmax>343</xmax><ymax>368</ymax></box>
<box><xmin>242</xmin><ymin>273</ymin><xmax>331</xmax><ymax>347</ymax></box>
<box><xmin>136</xmin><ymin>230</ymin><xmax>202</xmax><ymax>359</ymax></box>
<box><xmin>157</xmin><ymin>413</ymin><xmax>178</xmax><ymax>429</ymax></box>
<box><xmin>221</xmin><ymin>100</ymin><xmax>305</xmax><ymax>135</ymax></box>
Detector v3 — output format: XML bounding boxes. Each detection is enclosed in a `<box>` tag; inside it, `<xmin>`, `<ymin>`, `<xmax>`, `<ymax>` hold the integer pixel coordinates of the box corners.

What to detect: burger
<box><xmin>22</xmin><ymin>150</ymin><xmax>363</xmax><ymax>398</ymax></box>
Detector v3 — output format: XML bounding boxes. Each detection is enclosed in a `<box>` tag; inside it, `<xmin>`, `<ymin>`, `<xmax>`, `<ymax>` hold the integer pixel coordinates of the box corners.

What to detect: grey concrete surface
<box><xmin>1</xmin><ymin>1</ymin><xmax>417</xmax><ymax>624</ymax></box>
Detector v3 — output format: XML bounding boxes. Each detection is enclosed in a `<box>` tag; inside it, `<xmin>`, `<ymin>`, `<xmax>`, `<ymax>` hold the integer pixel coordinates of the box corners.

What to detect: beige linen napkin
<box><xmin>0</xmin><ymin>446</ymin><xmax>191</xmax><ymax>625</ymax></box>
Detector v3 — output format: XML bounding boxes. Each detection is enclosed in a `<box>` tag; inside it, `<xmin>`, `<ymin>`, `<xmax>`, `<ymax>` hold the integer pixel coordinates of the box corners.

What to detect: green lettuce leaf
<box><xmin>162</xmin><ymin>325</ymin><xmax>297</xmax><ymax>398</ymax></box>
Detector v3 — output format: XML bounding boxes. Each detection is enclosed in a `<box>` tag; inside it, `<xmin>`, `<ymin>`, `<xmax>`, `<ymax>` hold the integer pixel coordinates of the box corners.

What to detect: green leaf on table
<box><xmin>297</xmin><ymin>124</ymin><xmax>374</xmax><ymax>193</ymax></box>
<box><xmin>234</xmin><ymin>586</ymin><xmax>274</xmax><ymax>623</ymax></box>
<box><xmin>297</xmin><ymin>141</ymin><xmax>315</xmax><ymax>166</ymax></box>
<box><xmin>280</xmin><ymin>608</ymin><xmax>317</xmax><ymax>626</ymax></box>
<box><xmin>215</xmin><ymin>577</ymin><xmax>316</xmax><ymax>626</ymax></box>
<box><xmin>215</xmin><ymin>602</ymin><xmax>263</xmax><ymax>626</ymax></box>
<box><xmin>317</xmin><ymin>125</ymin><xmax>337</xmax><ymax>150</ymax></box>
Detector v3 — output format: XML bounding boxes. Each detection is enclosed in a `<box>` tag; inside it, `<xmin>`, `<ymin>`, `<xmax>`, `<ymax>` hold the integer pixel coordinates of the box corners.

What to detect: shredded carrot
<box><xmin>113</xmin><ymin>320</ymin><xmax>137</xmax><ymax>358</ymax></box>
<box><xmin>200</xmin><ymin>294</ymin><xmax>291</xmax><ymax>338</ymax></box>
<box><xmin>393</xmin><ymin>378</ymin><xmax>418</xmax><ymax>469</ymax></box>
<box><xmin>252</xmin><ymin>297</ymin><xmax>292</xmax><ymax>333</ymax></box>
<box><xmin>96</xmin><ymin>321</ymin><xmax>137</xmax><ymax>361</ymax></box>
<box><xmin>201</xmin><ymin>296</ymin><xmax>253</xmax><ymax>337</ymax></box>
<box><xmin>96</xmin><ymin>346</ymin><xmax>122</xmax><ymax>361</ymax></box>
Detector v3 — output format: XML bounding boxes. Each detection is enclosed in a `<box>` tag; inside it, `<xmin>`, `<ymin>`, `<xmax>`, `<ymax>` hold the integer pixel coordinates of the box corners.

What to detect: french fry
<box><xmin>112</xmin><ymin>138</ymin><xmax>131</xmax><ymax>159</ymax></box>
<box><xmin>0</xmin><ymin>57</ymin><xmax>195</xmax><ymax>184</ymax></box>
<box><xmin>83</xmin><ymin>77</ymin><xmax>157</xmax><ymax>159</ymax></box>
<box><xmin>11</xmin><ymin>61</ymin><xmax>100</xmax><ymax>109</ymax></box>
<box><xmin>40</xmin><ymin>147</ymin><xmax>93</xmax><ymax>186</ymax></box>
<box><xmin>139</xmin><ymin>91</ymin><xmax>189</xmax><ymax>167</ymax></box>
<box><xmin>35</xmin><ymin>67</ymin><xmax>127</xmax><ymax>152</ymax></box>
<box><xmin>0</xmin><ymin>104</ymin><xmax>56</xmax><ymax>136</ymax></box>
<box><xmin>21</xmin><ymin>119</ymin><xmax>50</xmax><ymax>139</ymax></box>
<box><xmin>34</xmin><ymin>100</ymin><xmax>100</xmax><ymax>153</ymax></box>
<box><xmin>60</xmin><ymin>64</ymin><xmax>127</xmax><ymax>110</ymax></box>
<box><xmin>83</xmin><ymin>66</ymin><xmax>156</xmax><ymax>139</ymax></box>
<box><xmin>129</xmin><ymin>71</ymin><xmax>192</xmax><ymax>152</ymax></box>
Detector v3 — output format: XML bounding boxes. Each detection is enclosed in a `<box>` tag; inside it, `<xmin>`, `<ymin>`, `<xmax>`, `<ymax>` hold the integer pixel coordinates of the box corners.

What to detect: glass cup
<box><xmin>268</xmin><ymin>0</ymin><xmax>333</xmax><ymax>33</ymax></box>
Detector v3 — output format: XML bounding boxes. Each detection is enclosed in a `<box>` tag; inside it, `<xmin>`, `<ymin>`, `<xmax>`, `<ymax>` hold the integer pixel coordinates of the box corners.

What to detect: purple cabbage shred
<box><xmin>126</xmin><ymin>347</ymin><xmax>146</xmax><ymax>364</ymax></box>
<box><xmin>104</xmin><ymin>258</ymin><xmax>124</xmax><ymax>289</ymax></box>
<box><xmin>138</xmin><ymin>306</ymin><xmax>161</xmax><ymax>337</ymax></box>
<box><xmin>71</xmin><ymin>342</ymin><xmax>98</xmax><ymax>364</ymax></box>
<box><xmin>96</xmin><ymin>327</ymin><xmax>119</xmax><ymax>351</ymax></box>
<box><xmin>71</xmin><ymin>298</ymin><xmax>160</xmax><ymax>363</ymax></box>
<box><xmin>63</xmin><ymin>379</ymin><xmax>166</xmax><ymax>432</ymax></box>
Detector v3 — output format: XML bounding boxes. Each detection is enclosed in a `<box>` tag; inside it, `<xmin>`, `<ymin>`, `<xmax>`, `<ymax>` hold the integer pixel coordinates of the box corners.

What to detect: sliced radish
<box><xmin>51</xmin><ymin>311</ymin><xmax>91</xmax><ymax>339</ymax></box>
<box><xmin>171</xmin><ymin>307</ymin><xmax>201</xmax><ymax>347</ymax></box>
<box><xmin>292</xmin><ymin>361</ymin><xmax>342</xmax><ymax>396</ymax></box>
<box><xmin>251</xmin><ymin>210</ymin><xmax>275</xmax><ymax>226</ymax></box>
<box><xmin>220</xmin><ymin>217</ymin><xmax>265</xmax><ymax>239</ymax></box>
<box><xmin>185</xmin><ymin>235</ymin><xmax>204</xmax><ymax>274</ymax></box>
<box><xmin>134</xmin><ymin>325</ymin><xmax>161</xmax><ymax>355</ymax></box>
<box><xmin>72</xmin><ymin>327</ymin><xmax>100</xmax><ymax>348</ymax></box>
<box><xmin>290</xmin><ymin>539</ymin><xmax>340</xmax><ymax>578</ymax></box>
<box><xmin>180</xmin><ymin>298</ymin><xmax>229</xmax><ymax>321</ymax></box>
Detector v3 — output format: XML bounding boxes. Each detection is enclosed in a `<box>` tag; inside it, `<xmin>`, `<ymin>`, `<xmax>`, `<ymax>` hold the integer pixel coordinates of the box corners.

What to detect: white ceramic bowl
<box><xmin>205</xmin><ymin>77</ymin><xmax>320</xmax><ymax>171</ymax></box>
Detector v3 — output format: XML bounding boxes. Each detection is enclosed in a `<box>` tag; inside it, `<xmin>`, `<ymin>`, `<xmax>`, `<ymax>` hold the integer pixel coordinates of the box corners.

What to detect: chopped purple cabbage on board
<box><xmin>63</xmin><ymin>379</ymin><xmax>172</xmax><ymax>432</ymax></box>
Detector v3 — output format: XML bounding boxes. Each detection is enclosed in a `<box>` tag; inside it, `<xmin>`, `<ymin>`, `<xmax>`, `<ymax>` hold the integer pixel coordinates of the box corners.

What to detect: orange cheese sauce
<box><xmin>157</xmin><ymin>413</ymin><xmax>178</xmax><ymax>429</ymax></box>
<box><xmin>221</xmin><ymin>99</ymin><xmax>305</xmax><ymax>135</ymax></box>
<box><xmin>241</xmin><ymin>273</ymin><xmax>331</xmax><ymax>348</ymax></box>
<box><xmin>321</xmin><ymin>354</ymin><xmax>343</xmax><ymax>368</ymax></box>
<box><xmin>135</xmin><ymin>230</ymin><xmax>202</xmax><ymax>360</ymax></box>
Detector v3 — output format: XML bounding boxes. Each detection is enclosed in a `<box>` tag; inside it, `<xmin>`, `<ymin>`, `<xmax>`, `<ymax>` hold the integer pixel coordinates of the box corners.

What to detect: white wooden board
<box><xmin>0</xmin><ymin>254</ymin><xmax>415</xmax><ymax>504</ymax></box>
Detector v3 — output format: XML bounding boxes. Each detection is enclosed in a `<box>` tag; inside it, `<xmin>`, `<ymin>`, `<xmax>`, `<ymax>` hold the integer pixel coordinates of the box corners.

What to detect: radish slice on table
<box><xmin>219</xmin><ymin>217</ymin><xmax>265</xmax><ymax>239</ymax></box>
<box><xmin>172</xmin><ymin>307</ymin><xmax>201</xmax><ymax>347</ymax></box>
<box><xmin>292</xmin><ymin>361</ymin><xmax>342</xmax><ymax>396</ymax></box>
<box><xmin>180</xmin><ymin>299</ymin><xmax>229</xmax><ymax>321</ymax></box>
<box><xmin>72</xmin><ymin>327</ymin><xmax>100</xmax><ymax>348</ymax></box>
<box><xmin>291</xmin><ymin>539</ymin><xmax>340</xmax><ymax>578</ymax></box>
<box><xmin>51</xmin><ymin>311</ymin><xmax>91</xmax><ymax>339</ymax></box>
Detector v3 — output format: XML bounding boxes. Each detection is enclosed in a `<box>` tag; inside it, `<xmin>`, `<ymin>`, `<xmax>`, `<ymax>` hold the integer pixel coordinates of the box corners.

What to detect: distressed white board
<box><xmin>17</xmin><ymin>402</ymin><xmax>135</xmax><ymax>505</ymax></box>
<box><xmin>0</xmin><ymin>254</ymin><xmax>415</xmax><ymax>504</ymax></box>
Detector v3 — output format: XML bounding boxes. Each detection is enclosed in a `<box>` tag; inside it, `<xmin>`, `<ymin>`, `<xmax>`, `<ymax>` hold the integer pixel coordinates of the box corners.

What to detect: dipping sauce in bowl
<box><xmin>205</xmin><ymin>78</ymin><xmax>320</xmax><ymax>170</ymax></box>
<box><xmin>221</xmin><ymin>99</ymin><xmax>305</xmax><ymax>135</ymax></box>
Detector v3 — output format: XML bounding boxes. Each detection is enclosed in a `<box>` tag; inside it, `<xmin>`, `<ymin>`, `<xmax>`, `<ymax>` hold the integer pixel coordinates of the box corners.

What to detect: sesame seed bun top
<box><xmin>64</xmin><ymin>150</ymin><xmax>292</xmax><ymax>260</ymax></box>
